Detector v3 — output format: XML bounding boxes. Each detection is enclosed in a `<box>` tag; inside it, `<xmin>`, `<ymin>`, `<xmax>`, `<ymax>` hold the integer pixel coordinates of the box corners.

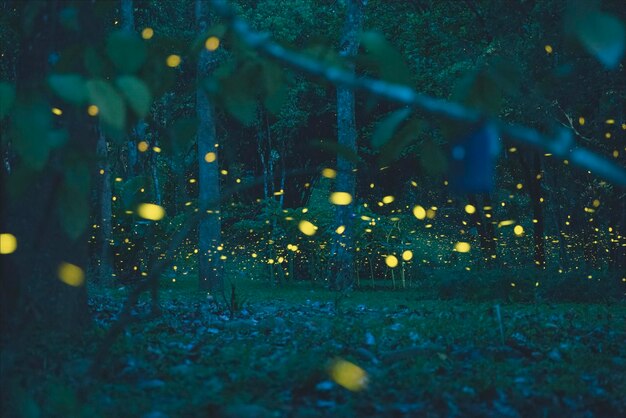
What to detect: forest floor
<box><xmin>6</xmin><ymin>279</ymin><xmax>626</xmax><ymax>417</ymax></box>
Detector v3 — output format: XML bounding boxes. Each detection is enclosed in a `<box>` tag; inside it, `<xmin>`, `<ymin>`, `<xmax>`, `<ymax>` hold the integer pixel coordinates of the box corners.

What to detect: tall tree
<box><xmin>332</xmin><ymin>0</ymin><xmax>366</xmax><ymax>290</ymax></box>
<box><xmin>197</xmin><ymin>0</ymin><xmax>223</xmax><ymax>292</ymax></box>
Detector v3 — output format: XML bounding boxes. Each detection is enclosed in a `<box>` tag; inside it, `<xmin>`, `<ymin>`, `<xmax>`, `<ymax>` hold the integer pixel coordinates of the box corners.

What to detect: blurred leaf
<box><xmin>0</xmin><ymin>81</ymin><xmax>16</xmax><ymax>119</ymax></box>
<box><xmin>83</xmin><ymin>47</ymin><xmax>106</xmax><ymax>78</ymax></box>
<box><xmin>59</xmin><ymin>7</ymin><xmax>79</xmax><ymax>31</ymax></box>
<box><xmin>454</xmin><ymin>69</ymin><xmax>501</xmax><ymax>115</ymax></box>
<box><xmin>371</xmin><ymin>108</ymin><xmax>411</xmax><ymax>148</ymax></box>
<box><xmin>86</xmin><ymin>79</ymin><xmax>126</xmax><ymax>130</ymax></box>
<box><xmin>47</xmin><ymin>129</ymin><xmax>69</xmax><ymax>149</ymax></box>
<box><xmin>571</xmin><ymin>11</ymin><xmax>625</xmax><ymax>69</ymax></box>
<box><xmin>11</xmin><ymin>103</ymin><xmax>53</xmax><ymax>169</ymax></box>
<box><xmin>48</xmin><ymin>74</ymin><xmax>87</xmax><ymax>105</ymax></box>
<box><xmin>360</xmin><ymin>32</ymin><xmax>412</xmax><ymax>85</ymax></box>
<box><xmin>105</xmin><ymin>30</ymin><xmax>147</xmax><ymax>74</ymax></box>
<box><xmin>379</xmin><ymin>116</ymin><xmax>422</xmax><ymax>165</ymax></box>
<box><xmin>121</xmin><ymin>176</ymin><xmax>153</xmax><ymax>210</ymax></box>
<box><xmin>224</xmin><ymin>94</ymin><xmax>257</xmax><ymax>126</ymax></box>
<box><xmin>420</xmin><ymin>140</ymin><xmax>448</xmax><ymax>175</ymax></box>
<box><xmin>58</xmin><ymin>183</ymin><xmax>89</xmax><ymax>240</ymax></box>
<box><xmin>116</xmin><ymin>75</ymin><xmax>152</xmax><ymax>118</ymax></box>
<box><xmin>168</xmin><ymin>118</ymin><xmax>198</xmax><ymax>155</ymax></box>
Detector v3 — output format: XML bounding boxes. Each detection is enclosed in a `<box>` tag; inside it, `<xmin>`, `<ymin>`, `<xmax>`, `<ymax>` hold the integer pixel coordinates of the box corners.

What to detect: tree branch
<box><xmin>209</xmin><ymin>0</ymin><xmax>626</xmax><ymax>187</ymax></box>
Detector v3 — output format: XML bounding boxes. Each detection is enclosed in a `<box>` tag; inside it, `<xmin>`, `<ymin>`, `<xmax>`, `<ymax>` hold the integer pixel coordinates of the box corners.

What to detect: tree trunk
<box><xmin>332</xmin><ymin>0</ymin><xmax>366</xmax><ymax>291</ymax></box>
<box><xmin>97</xmin><ymin>128</ymin><xmax>113</xmax><ymax>282</ymax></box>
<box><xmin>197</xmin><ymin>0</ymin><xmax>223</xmax><ymax>292</ymax></box>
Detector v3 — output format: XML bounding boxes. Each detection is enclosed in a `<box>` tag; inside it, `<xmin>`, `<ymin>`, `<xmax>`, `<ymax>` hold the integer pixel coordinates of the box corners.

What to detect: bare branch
<box><xmin>209</xmin><ymin>0</ymin><xmax>626</xmax><ymax>187</ymax></box>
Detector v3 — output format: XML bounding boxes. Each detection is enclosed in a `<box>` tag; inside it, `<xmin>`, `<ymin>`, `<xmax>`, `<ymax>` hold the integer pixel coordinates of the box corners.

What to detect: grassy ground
<box><xmin>3</xmin><ymin>277</ymin><xmax>626</xmax><ymax>417</ymax></box>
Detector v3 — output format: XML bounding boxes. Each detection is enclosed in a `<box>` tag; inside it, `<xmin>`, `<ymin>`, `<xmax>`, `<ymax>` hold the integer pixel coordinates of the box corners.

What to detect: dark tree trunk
<box><xmin>97</xmin><ymin>128</ymin><xmax>113</xmax><ymax>282</ymax></box>
<box><xmin>197</xmin><ymin>0</ymin><xmax>223</xmax><ymax>292</ymax></box>
<box><xmin>332</xmin><ymin>0</ymin><xmax>366</xmax><ymax>290</ymax></box>
<box><xmin>1</xmin><ymin>2</ymin><xmax>89</xmax><ymax>338</ymax></box>
<box><xmin>467</xmin><ymin>193</ymin><xmax>497</xmax><ymax>266</ymax></box>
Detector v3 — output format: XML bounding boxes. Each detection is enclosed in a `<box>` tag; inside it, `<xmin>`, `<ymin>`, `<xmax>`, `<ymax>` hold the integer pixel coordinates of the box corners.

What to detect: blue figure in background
<box><xmin>450</xmin><ymin>123</ymin><xmax>500</xmax><ymax>193</ymax></box>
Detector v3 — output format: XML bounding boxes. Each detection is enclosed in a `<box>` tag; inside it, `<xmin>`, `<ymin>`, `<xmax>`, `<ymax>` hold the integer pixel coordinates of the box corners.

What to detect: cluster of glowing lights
<box><xmin>412</xmin><ymin>205</ymin><xmax>426</xmax><ymax>220</ymax></box>
<box><xmin>204</xmin><ymin>152</ymin><xmax>217</xmax><ymax>163</ymax></box>
<box><xmin>298</xmin><ymin>220</ymin><xmax>317</xmax><ymax>236</ymax></box>
<box><xmin>87</xmin><ymin>105</ymin><xmax>99</xmax><ymax>116</ymax></box>
<box><xmin>137</xmin><ymin>203</ymin><xmax>166</xmax><ymax>221</ymax></box>
<box><xmin>137</xmin><ymin>141</ymin><xmax>149</xmax><ymax>152</ymax></box>
<box><xmin>58</xmin><ymin>262</ymin><xmax>85</xmax><ymax>287</ymax></box>
<box><xmin>329</xmin><ymin>192</ymin><xmax>352</xmax><ymax>205</ymax></box>
<box><xmin>0</xmin><ymin>233</ymin><xmax>17</xmax><ymax>254</ymax></box>
<box><xmin>166</xmin><ymin>54</ymin><xmax>181</xmax><ymax>68</ymax></box>
<box><xmin>141</xmin><ymin>27</ymin><xmax>154</xmax><ymax>40</ymax></box>
<box><xmin>329</xmin><ymin>358</ymin><xmax>368</xmax><ymax>391</ymax></box>
<box><xmin>205</xmin><ymin>36</ymin><xmax>220</xmax><ymax>51</ymax></box>
<box><xmin>385</xmin><ymin>255</ymin><xmax>398</xmax><ymax>268</ymax></box>
<box><xmin>321</xmin><ymin>168</ymin><xmax>337</xmax><ymax>179</ymax></box>
<box><xmin>454</xmin><ymin>242</ymin><xmax>471</xmax><ymax>253</ymax></box>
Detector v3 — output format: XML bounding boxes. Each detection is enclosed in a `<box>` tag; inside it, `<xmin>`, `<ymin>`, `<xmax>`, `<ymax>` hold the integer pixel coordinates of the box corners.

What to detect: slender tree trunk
<box><xmin>197</xmin><ymin>0</ymin><xmax>223</xmax><ymax>292</ymax></box>
<box><xmin>332</xmin><ymin>0</ymin><xmax>366</xmax><ymax>291</ymax></box>
<box><xmin>97</xmin><ymin>128</ymin><xmax>113</xmax><ymax>282</ymax></box>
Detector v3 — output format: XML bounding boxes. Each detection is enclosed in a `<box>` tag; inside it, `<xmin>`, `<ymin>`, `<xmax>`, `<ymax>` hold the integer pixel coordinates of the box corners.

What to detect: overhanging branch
<box><xmin>210</xmin><ymin>0</ymin><xmax>626</xmax><ymax>187</ymax></box>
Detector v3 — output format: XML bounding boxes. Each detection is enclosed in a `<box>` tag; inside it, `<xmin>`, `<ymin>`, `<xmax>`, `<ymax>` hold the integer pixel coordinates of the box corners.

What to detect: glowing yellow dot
<box><xmin>329</xmin><ymin>358</ymin><xmax>368</xmax><ymax>392</ymax></box>
<box><xmin>382</xmin><ymin>195</ymin><xmax>395</xmax><ymax>204</ymax></box>
<box><xmin>578</xmin><ymin>117</ymin><xmax>585</xmax><ymax>126</ymax></box>
<box><xmin>509</xmin><ymin>147</ymin><xmax>517</xmax><ymax>153</ymax></box>
<box><xmin>454</xmin><ymin>242</ymin><xmax>471</xmax><ymax>253</ymax></box>
<box><xmin>0</xmin><ymin>233</ymin><xmax>17</xmax><ymax>254</ymax></box>
<box><xmin>205</xmin><ymin>36</ymin><xmax>220</xmax><ymax>51</ymax></box>
<box><xmin>87</xmin><ymin>105</ymin><xmax>99</xmax><ymax>116</ymax></box>
<box><xmin>426</xmin><ymin>209</ymin><xmax>436</xmax><ymax>219</ymax></box>
<box><xmin>335</xmin><ymin>225</ymin><xmax>346</xmax><ymax>234</ymax></box>
<box><xmin>204</xmin><ymin>152</ymin><xmax>217</xmax><ymax>163</ymax></box>
<box><xmin>166</xmin><ymin>54</ymin><xmax>181</xmax><ymax>67</ymax></box>
<box><xmin>464</xmin><ymin>204</ymin><xmax>476</xmax><ymax>214</ymax></box>
<box><xmin>544</xmin><ymin>45</ymin><xmax>553</xmax><ymax>54</ymax></box>
<box><xmin>516</xmin><ymin>183</ymin><xmax>523</xmax><ymax>190</ymax></box>
<box><xmin>498</xmin><ymin>220</ymin><xmax>515</xmax><ymax>228</ymax></box>
<box><xmin>613</xmin><ymin>150</ymin><xmax>619</xmax><ymax>158</ymax></box>
<box><xmin>220</xmin><ymin>169</ymin><xmax>228</xmax><ymax>175</ymax></box>
<box><xmin>410</xmin><ymin>181</ymin><xmax>417</xmax><ymax>187</ymax></box>
<box><xmin>321</xmin><ymin>168</ymin><xmax>337</xmax><ymax>179</ymax></box>
<box><xmin>99</xmin><ymin>169</ymin><xmax>105</xmax><ymax>175</ymax></box>
<box><xmin>385</xmin><ymin>255</ymin><xmax>399</xmax><ymax>268</ymax></box>
<box><xmin>251</xmin><ymin>253</ymin><xmax>257</xmax><ymax>258</ymax></box>
<box><xmin>189</xmin><ymin>178</ymin><xmax>196</xmax><ymax>184</ymax></box>
<box><xmin>329</xmin><ymin>192</ymin><xmax>352</xmax><ymax>205</ymax></box>
<box><xmin>153</xmin><ymin>146</ymin><xmax>161</xmax><ymax>153</ymax></box>
<box><xmin>606</xmin><ymin>119</ymin><xmax>615</xmax><ymax>124</ymax></box>
<box><xmin>57</xmin><ymin>262</ymin><xmax>85</xmax><ymax>287</ymax></box>
<box><xmin>141</xmin><ymin>27</ymin><xmax>154</xmax><ymax>40</ymax></box>
<box><xmin>402</xmin><ymin>250</ymin><xmax>413</xmax><ymax>261</ymax></box>
<box><xmin>137</xmin><ymin>203</ymin><xmax>166</xmax><ymax>221</ymax></box>
<box><xmin>298</xmin><ymin>220</ymin><xmax>317</xmax><ymax>236</ymax></box>
<box><xmin>592</xmin><ymin>199</ymin><xmax>600</xmax><ymax>208</ymax></box>
<box><xmin>220</xmin><ymin>255</ymin><xmax>227</xmax><ymax>260</ymax></box>
<box><xmin>268</xmin><ymin>259</ymin><xmax>275</xmax><ymax>264</ymax></box>
<box><xmin>51</xmin><ymin>107</ymin><xmax>63</xmax><ymax>116</ymax></box>
<box><xmin>412</xmin><ymin>205</ymin><xmax>426</xmax><ymax>220</ymax></box>
<box><xmin>137</xmin><ymin>141</ymin><xmax>149</xmax><ymax>152</ymax></box>
<box><xmin>514</xmin><ymin>225</ymin><xmax>524</xmax><ymax>236</ymax></box>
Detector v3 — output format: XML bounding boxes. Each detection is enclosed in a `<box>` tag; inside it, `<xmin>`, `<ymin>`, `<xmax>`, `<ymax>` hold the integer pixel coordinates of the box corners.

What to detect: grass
<box><xmin>2</xmin><ymin>274</ymin><xmax>626</xmax><ymax>417</ymax></box>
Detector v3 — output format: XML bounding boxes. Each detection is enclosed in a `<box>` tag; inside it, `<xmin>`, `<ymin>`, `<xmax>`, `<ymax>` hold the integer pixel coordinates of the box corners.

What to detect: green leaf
<box><xmin>360</xmin><ymin>32</ymin><xmax>412</xmax><ymax>85</ymax></box>
<box><xmin>168</xmin><ymin>118</ymin><xmax>198</xmax><ymax>155</ymax></box>
<box><xmin>86</xmin><ymin>79</ymin><xmax>126</xmax><ymax>130</ymax></box>
<box><xmin>105</xmin><ymin>30</ymin><xmax>147</xmax><ymax>74</ymax></box>
<box><xmin>58</xmin><ymin>183</ymin><xmax>89</xmax><ymax>240</ymax></box>
<box><xmin>0</xmin><ymin>81</ymin><xmax>16</xmax><ymax>119</ymax></box>
<box><xmin>371</xmin><ymin>108</ymin><xmax>412</xmax><ymax>148</ymax></box>
<box><xmin>120</xmin><ymin>175</ymin><xmax>153</xmax><ymax>210</ymax></box>
<box><xmin>48</xmin><ymin>74</ymin><xmax>87</xmax><ymax>105</ymax></box>
<box><xmin>420</xmin><ymin>140</ymin><xmax>448</xmax><ymax>175</ymax></box>
<box><xmin>116</xmin><ymin>75</ymin><xmax>152</xmax><ymax>118</ymax></box>
<box><xmin>574</xmin><ymin>11</ymin><xmax>625</xmax><ymax>69</ymax></box>
<box><xmin>12</xmin><ymin>103</ymin><xmax>53</xmax><ymax>169</ymax></box>
<box><xmin>379</xmin><ymin>116</ymin><xmax>423</xmax><ymax>165</ymax></box>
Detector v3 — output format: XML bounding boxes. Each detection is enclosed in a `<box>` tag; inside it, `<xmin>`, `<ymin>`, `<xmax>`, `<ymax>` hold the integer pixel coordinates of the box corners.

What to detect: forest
<box><xmin>1</xmin><ymin>0</ymin><xmax>625</xmax><ymax>416</ymax></box>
